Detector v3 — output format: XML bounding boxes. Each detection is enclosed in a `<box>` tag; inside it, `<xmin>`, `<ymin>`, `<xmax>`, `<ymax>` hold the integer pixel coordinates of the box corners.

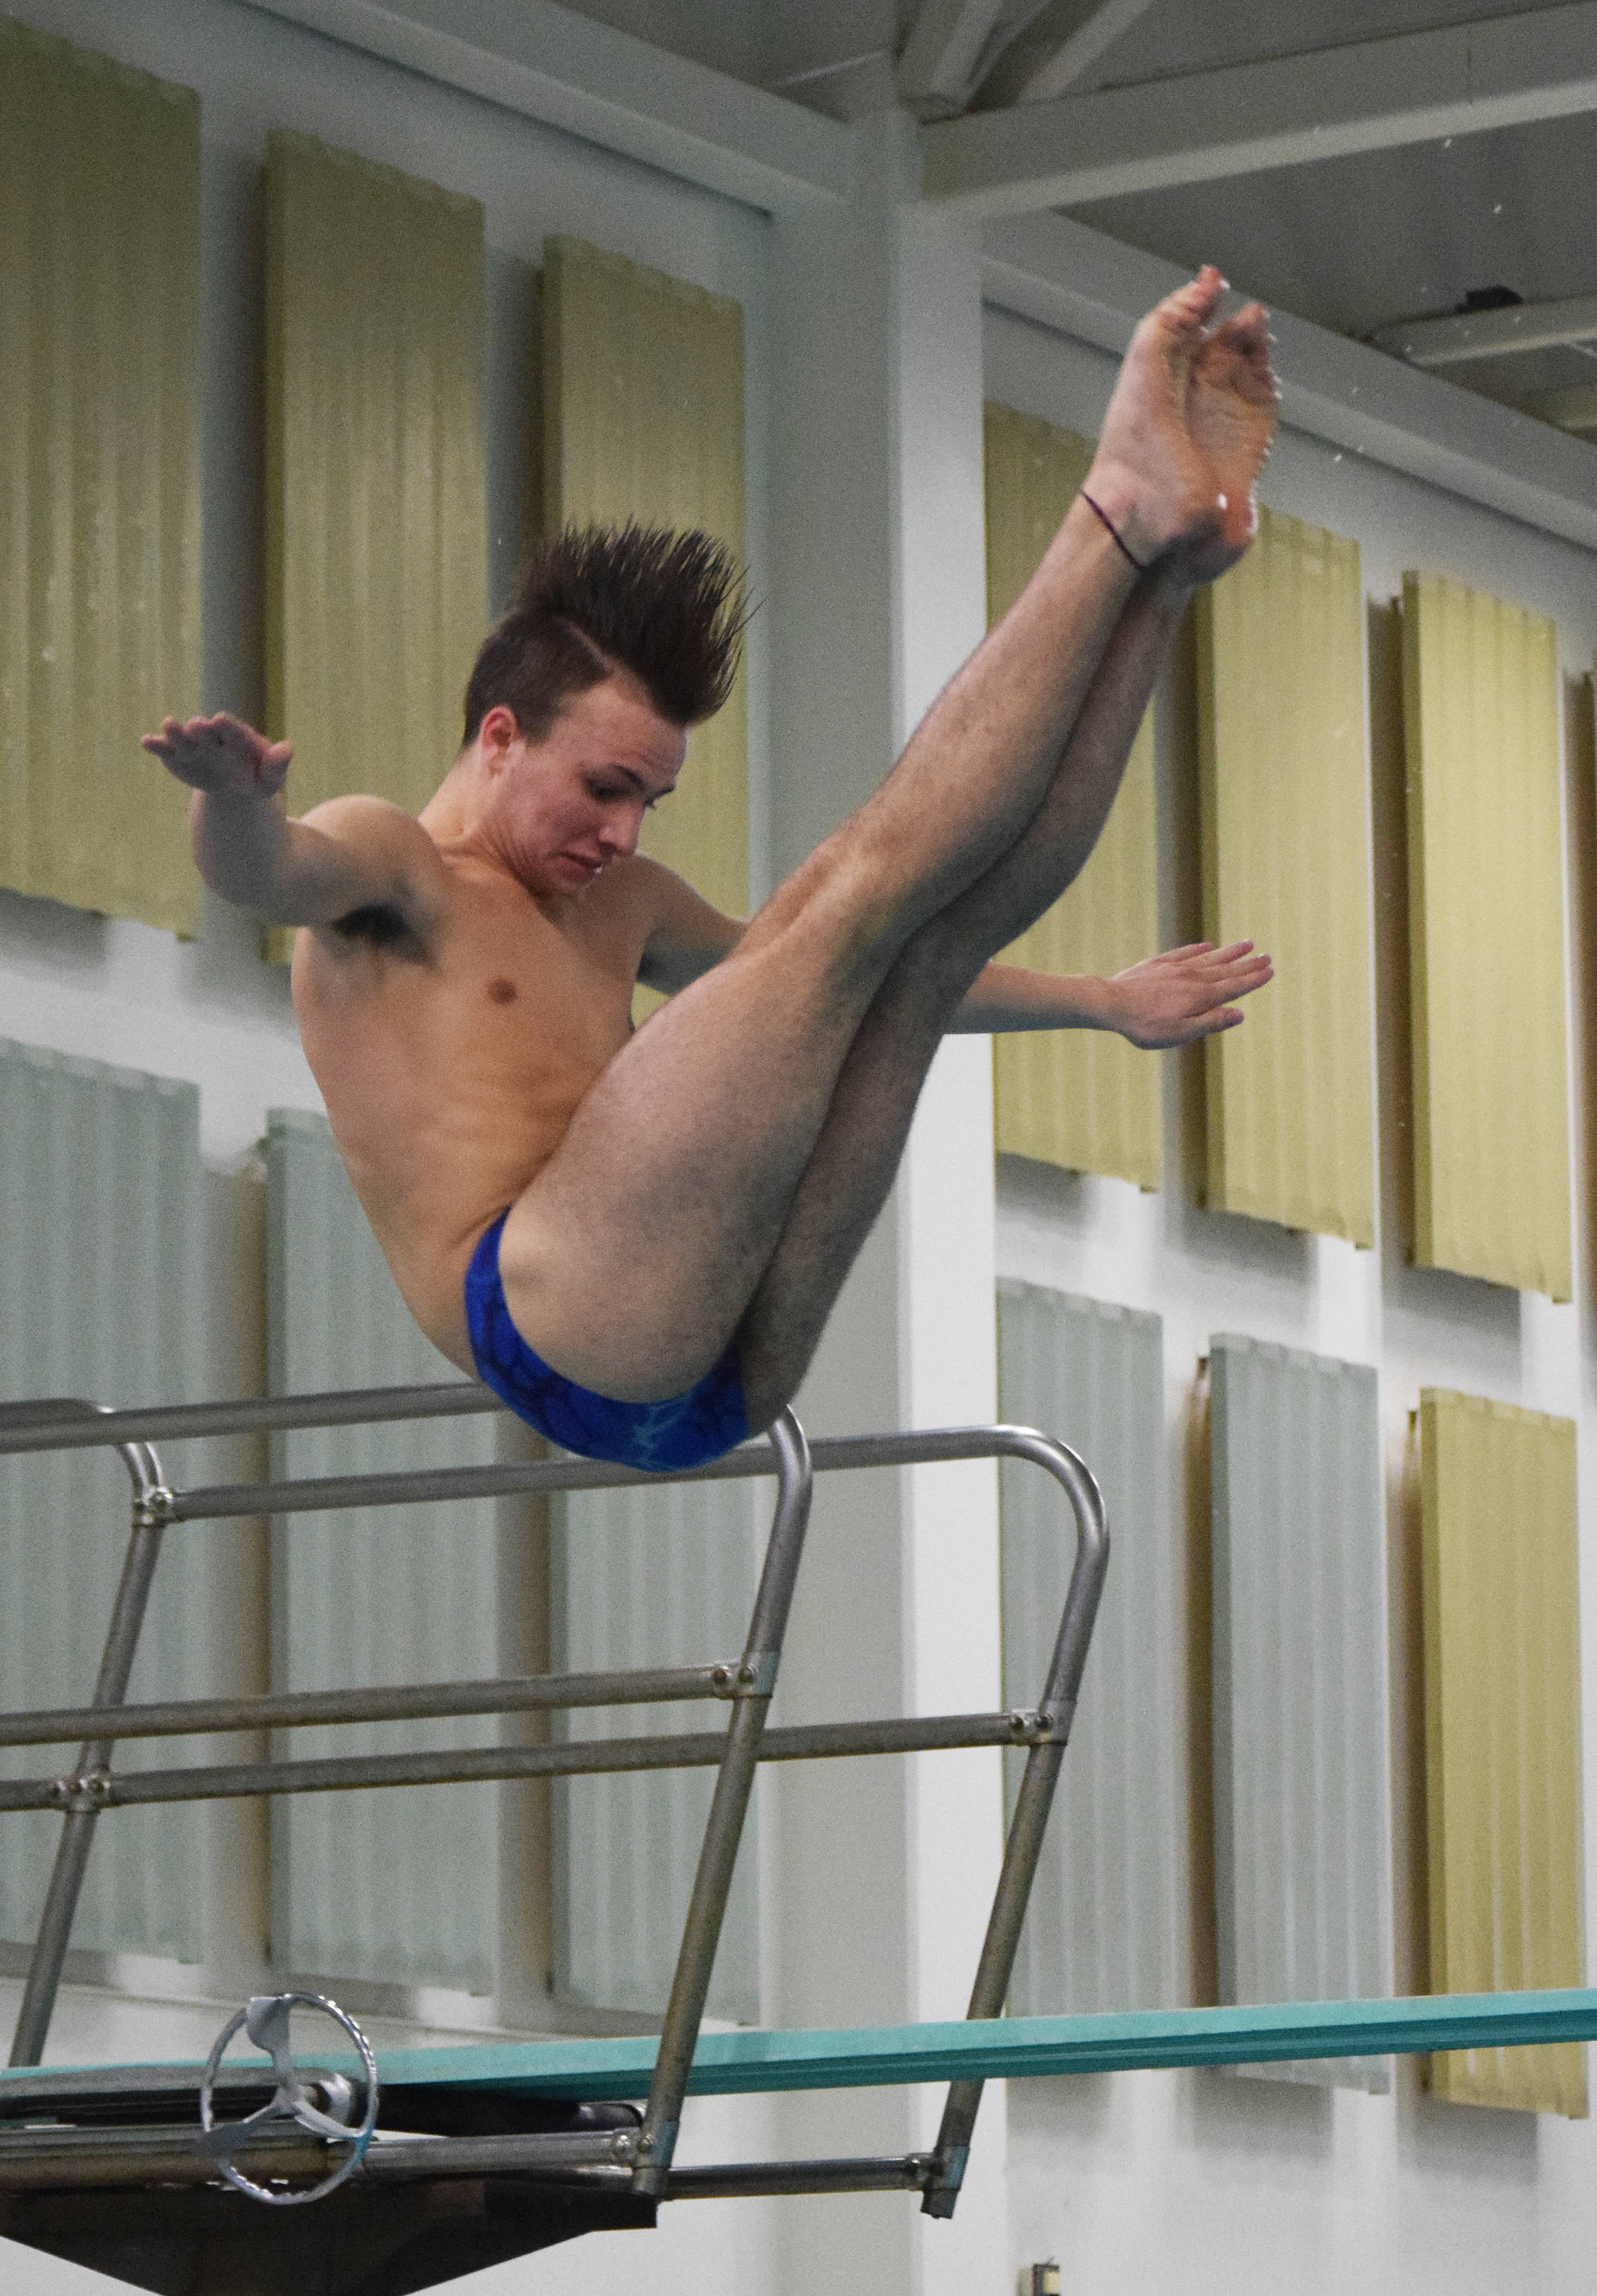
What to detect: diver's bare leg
<box><xmin>735</xmin><ymin>306</ymin><xmax>1281</xmax><ymax>1419</ymax></box>
<box><xmin>734</xmin><ymin>569</ymin><xmax>1188</xmax><ymax>1420</ymax></box>
<box><xmin>501</xmin><ymin>284</ymin><xmax>1270</xmax><ymax>1398</ymax></box>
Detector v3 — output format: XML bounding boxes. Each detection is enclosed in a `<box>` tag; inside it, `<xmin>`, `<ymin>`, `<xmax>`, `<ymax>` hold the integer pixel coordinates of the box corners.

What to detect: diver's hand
<box><xmin>1102</xmin><ymin>939</ymin><xmax>1274</xmax><ymax>1049</ymax></box>
<box><xmin>141</xmin><ymin>712</ymin><xmax>293</xmax><ymax>801</ymax></box>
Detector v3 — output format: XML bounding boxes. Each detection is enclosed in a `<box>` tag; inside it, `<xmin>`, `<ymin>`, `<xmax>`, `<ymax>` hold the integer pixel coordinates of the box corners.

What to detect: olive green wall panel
<box><xmin>0</xmin><ymin>18</ymin><xmax>200</xmax><ymax>934</ymax></box>
<box><xmin>541</xmin><ymin>236</ymin><xmax>748</xmax><ymax>925</ymax></box>
<box><xmin>265</xmin><ymin>128</ymin><xmax>485</xmax><ymax>960</ymax></box>
<box><xmin>1196</xmin><ymin>508</ymin><xmax>1374</xmax><ymax>1243</ymax></box>
<box><xmin>1403</xmin><ymin>573</ymin><xmax>1571</xmax><ymax>1296</ymax></box>
<box><xmin>985</xmin><ymin>403</ymin><xmax>1160</xmax><ymax>1190</ymax></box>
<box><xmin>1420</xmin><ymin>1390</ymin><xmax>1586</xmax><ymax>2116</ymax></box>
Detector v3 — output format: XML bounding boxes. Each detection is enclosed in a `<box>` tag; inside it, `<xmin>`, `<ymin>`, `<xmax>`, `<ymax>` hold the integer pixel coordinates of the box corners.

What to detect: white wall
<box><xmin>985</xmin><ymin>299</ymin><xmax>1597</xmax><ymax>2295</ymax></box>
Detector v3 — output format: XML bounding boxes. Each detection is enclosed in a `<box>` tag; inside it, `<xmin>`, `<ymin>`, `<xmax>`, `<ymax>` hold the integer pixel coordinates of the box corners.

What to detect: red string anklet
<box><xmin>1079</xmin><ymin>490</ymin><xmax>1147</xmax><ymax>573</ymax></box>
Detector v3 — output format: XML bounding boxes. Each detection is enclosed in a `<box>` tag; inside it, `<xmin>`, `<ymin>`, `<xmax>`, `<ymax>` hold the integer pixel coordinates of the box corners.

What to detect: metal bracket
<box><xmin>920</xmin><ymin>2141</ymin><xmax>969</xmax><ymax>2217</ymax></box>
<box><xmin>48</xmin><ymin>1770</ymin><xmax>117</xmax><ymax>1814</ymax></box>
<box><xmin>708</xmin><ymin>1650</ymin><xmax>779</xmax><ymax>1698</ymax></box>
<box><xmin>133</xmin><ymin>1486</ymin><xmax>178</xmax><ymax>1529</ymax></box>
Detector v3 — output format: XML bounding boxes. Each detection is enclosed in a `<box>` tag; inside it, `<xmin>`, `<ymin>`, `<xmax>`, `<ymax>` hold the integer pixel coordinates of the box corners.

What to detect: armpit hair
<box><xmin>331</xmin><ymin>902</ymin><xmax>426</xmax><ymax>958</ymax></box>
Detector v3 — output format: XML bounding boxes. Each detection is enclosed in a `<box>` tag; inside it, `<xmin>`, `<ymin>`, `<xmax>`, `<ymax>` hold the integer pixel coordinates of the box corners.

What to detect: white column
<box><xmin>765</xmin><ymin>111</ymin><xmax>1007</xmax><ymax>2296</ymax></box>
<box><xmin>890</xmin><ymin>181</ymin><xmax>1009</xmax><ymax>2296</ymax></box>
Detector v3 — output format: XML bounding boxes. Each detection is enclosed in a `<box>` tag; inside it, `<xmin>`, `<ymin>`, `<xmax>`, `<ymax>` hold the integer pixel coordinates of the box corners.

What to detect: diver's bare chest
<box><xmin>438</xmin><ymin>870</ymin><xmax>642</xmax><ymax>1036</ymax></box>
<box><xmin>295</xmin><ymin>862</ymin><xmax>648</xmax><ymax>1097</ymax></box>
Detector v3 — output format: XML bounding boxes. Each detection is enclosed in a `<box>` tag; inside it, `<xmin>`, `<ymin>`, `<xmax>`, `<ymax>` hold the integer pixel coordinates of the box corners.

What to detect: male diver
<box><xmin>145</xmin><ymin>268</ymin><xmax>1277</xmax><ymax>1470</ymax></box>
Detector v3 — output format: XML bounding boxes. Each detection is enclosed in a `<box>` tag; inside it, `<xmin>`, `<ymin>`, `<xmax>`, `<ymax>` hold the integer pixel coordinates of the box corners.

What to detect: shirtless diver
<box><xmin>145</xmin><ymin>268</ymin><xmax>1277</xmax><ymax>1473</ymax></box>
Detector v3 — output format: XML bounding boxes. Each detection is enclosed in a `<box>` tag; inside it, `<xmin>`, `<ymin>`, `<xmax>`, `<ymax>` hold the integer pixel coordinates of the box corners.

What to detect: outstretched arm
<box><xmin>141</xmin><ymin>712</ymin><xmax>437</xmax><ymax>931</ymax></box>
<box><xmin>949</xmin><ymin>938</ymin><xmax>1273</xmax><ymax>1046</ymax></box>
<box><xmin>640</xmin><ymin>868</ymin><xmax>1271</xmax><ymax>1051</ymax></box>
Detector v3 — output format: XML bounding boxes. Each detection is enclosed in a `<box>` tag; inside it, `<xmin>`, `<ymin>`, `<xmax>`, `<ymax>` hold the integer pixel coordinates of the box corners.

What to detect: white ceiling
<box><xmin>569</xmin><ymin>0</ymin><xmax>1597</xmax><ymax>440</ymax></box>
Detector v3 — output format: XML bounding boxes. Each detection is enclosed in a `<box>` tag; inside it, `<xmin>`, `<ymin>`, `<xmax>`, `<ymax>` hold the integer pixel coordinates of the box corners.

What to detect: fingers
<box><xmin>1173</xmin><ymin>954</ymin><xmax>1271</xmax><ymax>1020</ymax></box>
<box><xmin>137</xmin><ymin>710</ymin><xmax>291</xmax><ymax>785</ymax></box>
<box><xmin>1157</xmin><ymin>940</ymin><xmax>1266</xmax><ymax>978</ymax></box>
<box><xmin>1187</xmin><ymin>940</ymin><xmax>1269</xmax><ymax>963</ymax></box>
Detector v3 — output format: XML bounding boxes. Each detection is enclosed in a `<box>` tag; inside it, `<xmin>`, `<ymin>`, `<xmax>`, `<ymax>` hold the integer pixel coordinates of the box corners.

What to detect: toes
<box><xmin>1157</xmin><ymin>266</ymin><xmax>1227</xmax><ymax>341</ymax></box>
<box><xmin>1209</xmin><ymin>303</ymin><xmax>1280</xmax><ymax>401</ymax></box>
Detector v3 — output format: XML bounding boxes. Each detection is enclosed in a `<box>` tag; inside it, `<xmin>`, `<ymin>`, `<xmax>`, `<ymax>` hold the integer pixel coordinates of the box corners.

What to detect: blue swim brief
<box><xmin>463</xmin><ymin>1211</ymin><xmax>750</xmax><ymax>1471</ymax></box>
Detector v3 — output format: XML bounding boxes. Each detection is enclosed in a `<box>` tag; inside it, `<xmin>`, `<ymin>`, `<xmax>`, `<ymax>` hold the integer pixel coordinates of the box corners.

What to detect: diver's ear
<box><xmin>478</xmin><ymin>704</ymin><xmax>521</xmax><ymax>767</ymax></box>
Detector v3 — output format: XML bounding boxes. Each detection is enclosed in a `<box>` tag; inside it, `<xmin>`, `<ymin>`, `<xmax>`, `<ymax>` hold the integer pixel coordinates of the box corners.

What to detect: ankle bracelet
<box><xmin>1079</xmin><ymin>490</ymin><xmax>1147</xmax><ymax>573</ymax></box>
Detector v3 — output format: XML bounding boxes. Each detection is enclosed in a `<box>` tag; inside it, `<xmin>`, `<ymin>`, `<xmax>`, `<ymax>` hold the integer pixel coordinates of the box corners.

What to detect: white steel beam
<box><xmin>1371</xmin><ymin>289</ymin><xmax>1597</xmax><ymax>366</ymax></box>
<box><xmin>923</xmin><ymin>3</ymin><xmax>1597</xmax><ymax>216</ymax></box>
<box><xmin>241</xmin><ymin>0</ymin><xmax>854</xmax><ymax>214</ymax></box>
<box><xmin>981</xmin><ymin>211</ymin><xmax>1597</xmax><ymax>553</ymax></box>
<box><xmin>1011</xmin><ymin>0</ymin><xmax>1164</xmax><ymax>104</ymax></box>
<box><xmin>1528</xmin><ymin>383</ymin><xmax>1597</xmax><ymax>430</ymax></box>
<box><xmin>898</xmin><ymin>0</ymin><xmax>1011</xmax><ymax>117</ymax></box>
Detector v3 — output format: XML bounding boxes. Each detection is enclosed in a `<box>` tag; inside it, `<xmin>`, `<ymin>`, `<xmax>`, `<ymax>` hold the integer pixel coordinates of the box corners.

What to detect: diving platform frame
<box><xmin>1</xmin><ymin>1384</ymin><xmax>1595</xmax><ymax>2296</ymax></box>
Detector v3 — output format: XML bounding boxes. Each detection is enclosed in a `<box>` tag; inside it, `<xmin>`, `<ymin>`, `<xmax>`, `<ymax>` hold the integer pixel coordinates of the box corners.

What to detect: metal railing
<box><xmin>0</xmin><ymin>1384</ymin><xmax>1108</xmax><ymax>2218</ymax></box>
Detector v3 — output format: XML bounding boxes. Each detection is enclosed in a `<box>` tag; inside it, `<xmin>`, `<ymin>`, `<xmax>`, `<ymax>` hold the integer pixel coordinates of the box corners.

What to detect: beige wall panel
<box><xmin>0</xmin><ymin>19</ymin><xmax>200</xmax><ymax>934</ymax></box>
<box><xmin>1403</xmin><ymin>573</ymin><xmax>1571</xmax><ymax>1295</ymax></box>
<box><xmin>265</xmin><ymin>129</ymin><xmax>485</xmax><ymax>960</ymax></box>
<box><xmin>1420</xmin><ymin>1390</ymin><xmax>1586</xmax><ymax>2116</ymax></box>
<box><xmin>541</xmin><ymin>236</ymin><xmax>747</xmax><ymax>926</ymax></box>
<box><xmin>1196</xmin><ymin>509</ymin><xmax>1375</xmax><ymax>1243</ymax></box>
<box><xmin>985</xmin><ymin>403</ymin><xmax>1159</xmax><ymax>1190</ymax></box>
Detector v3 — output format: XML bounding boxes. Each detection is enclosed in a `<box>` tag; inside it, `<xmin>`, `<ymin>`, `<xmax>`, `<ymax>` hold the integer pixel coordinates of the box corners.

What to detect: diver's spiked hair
<box><xmin>462</xmin><ymin>522</ymin><xmax>747</xmax><ymax>747</ymax></box>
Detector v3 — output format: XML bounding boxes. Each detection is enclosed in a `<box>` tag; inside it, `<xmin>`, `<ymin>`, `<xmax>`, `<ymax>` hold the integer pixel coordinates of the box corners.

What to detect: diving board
<box><xmin>7</xmin><ymin>1989</ymin><xmax>1595</xmax><ymax>2117</ymax></box>
<box><xmin>344</xmin><ymin>1987</ymin><xmax>1597</xmax><ymax>2096</ymax></box>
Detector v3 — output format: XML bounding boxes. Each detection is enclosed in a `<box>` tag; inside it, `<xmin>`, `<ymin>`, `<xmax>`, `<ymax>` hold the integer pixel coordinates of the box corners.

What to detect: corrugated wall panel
<box><xmin>266</xmin><ymin>1111</ymin><xmax>502</xmax><ymax>1992</ymax></box>
<box><xmin>1209</xmin><ymin>1334</ymin><xmax>1393</xmax><ymax>2091</ymax></box>
<box><xmin>985</xmin><ymin>405</ymin><xmax>1160</xmax><ymax>1189</ymax></box>
<box><xmin>1403</xmin><ymin>573</ymin><xmax>1571</xmax><ymax>1296</ymax></box>
<box><xmin>0</xmin><ymin>18</ymin><xmax>200</xmax><ymax>934</ymax></box>
<box><xmin>1196</xmin><ymin>509</ymin><xmax>1375</xmax><ymax>1243</ymax></box>
<box><xmin>541</xmin><ymin>236</ymin><xmax>749</xmax><ymax>929</ymax></box>
<box><xmin>553</xmin><ymin>1478</ymin><xmax>761</xmax><ymax>2024</ymax></box>
<box><xmin>997</xmin><ymin>1281</ymin><xmax>1182</xmax><ymax>2012</ymax></box>
<box><xmin>0</xmin><ymin>1041</ymin><xmax>205</xmax><ymax>1957</ymax></box>
<box><xmin>1419</xmin><ymin>1389</ymin><xmax>1586</xmax><ymax>2115</ymax></box>
<box><xmin>264</xmin><ymin>130</ymin><xmax>485</xmax><ymax>958</ymax></box>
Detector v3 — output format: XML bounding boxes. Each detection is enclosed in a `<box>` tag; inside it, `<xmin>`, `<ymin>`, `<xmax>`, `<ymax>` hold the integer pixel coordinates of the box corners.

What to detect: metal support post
<box><xmin>8</xmin><ymin>1406</ymin><xmax>169</xmax><ymax>2069</ymax></box>
<box><xmin>920</xmin><ymin>1434</ymin><xmax>1109</xmax><ymax>2216</ymax></box>
<box><xmin>631</xmin><ymin>1410</ymin><xmax>813</xmax><ymax>2196</ymax></box>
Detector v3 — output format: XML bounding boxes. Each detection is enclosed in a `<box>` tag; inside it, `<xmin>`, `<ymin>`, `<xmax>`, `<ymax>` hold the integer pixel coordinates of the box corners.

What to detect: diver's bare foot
<box><xmin>1084</xmin><ymin>265</ymin><xmax>1231</xmax><ymax>568</ymax></box>
<box><xmin>1179</xmin><ymin>301</ymin><xmax>1279</xmax><ymax>584</ymax></box>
